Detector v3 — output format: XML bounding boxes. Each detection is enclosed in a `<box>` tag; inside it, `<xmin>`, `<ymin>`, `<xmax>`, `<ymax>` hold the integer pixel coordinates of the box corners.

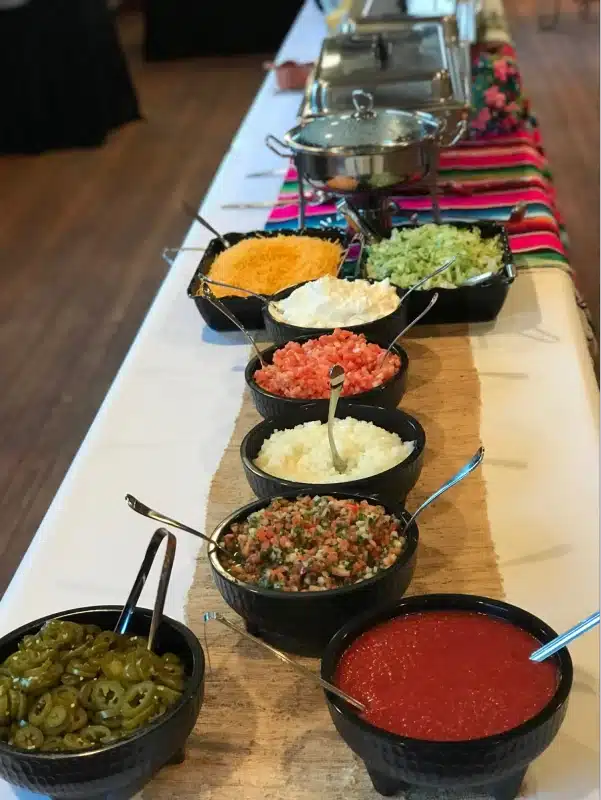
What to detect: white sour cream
<box><xmin>269</xmin><ymin>276</ymin><xmax>400</xmax><ymax>328</ymax></box>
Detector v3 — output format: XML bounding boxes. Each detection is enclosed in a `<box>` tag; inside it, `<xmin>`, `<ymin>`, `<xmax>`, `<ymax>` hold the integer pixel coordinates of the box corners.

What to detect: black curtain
<box><xmin>0</xmin><ymin>0</ymin><xmax>141</xmax><ymax>154</ymax></box>
<box><xmin>143</xmin><ymin>0</ymin><xmax>305</xmax><ymax>60</ymax></box>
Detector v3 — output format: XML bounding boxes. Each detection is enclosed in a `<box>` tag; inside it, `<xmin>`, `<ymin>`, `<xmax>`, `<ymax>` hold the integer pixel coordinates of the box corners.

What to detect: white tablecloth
<box><xmin>0</xmin><ymin>3</ymin><xmax>598</xmax><ymax>798</ymax></box>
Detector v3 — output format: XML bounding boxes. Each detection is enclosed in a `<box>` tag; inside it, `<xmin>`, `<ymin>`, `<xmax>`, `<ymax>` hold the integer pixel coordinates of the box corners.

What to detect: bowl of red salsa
<box><xmin>321</xmin><ymin>594</ymin><xmax>572</xmax><ymax>799</ymax></box>
<box><xmin>245</xmin><ymin>329</ymin><xmax>409</xmax><ymax>420</ymax></box>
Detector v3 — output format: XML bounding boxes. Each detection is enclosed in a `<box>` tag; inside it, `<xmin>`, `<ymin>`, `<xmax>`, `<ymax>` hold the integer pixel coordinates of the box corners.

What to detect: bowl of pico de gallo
<box><xmin>207</xmin><ymin>491</ymin><xmax>419</xmax><ymax>657</ymax></box>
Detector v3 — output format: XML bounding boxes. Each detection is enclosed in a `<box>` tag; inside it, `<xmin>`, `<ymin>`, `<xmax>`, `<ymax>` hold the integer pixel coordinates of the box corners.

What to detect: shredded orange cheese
<box><xmin>203</xmin><ymin>235</ymin><xmax>342</xmax><ymax>298</ymax></box>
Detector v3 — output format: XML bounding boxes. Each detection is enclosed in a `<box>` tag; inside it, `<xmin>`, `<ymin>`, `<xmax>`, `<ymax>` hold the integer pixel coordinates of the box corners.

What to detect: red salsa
<box><xmin>335</xmin><ymin>610</ymin><xmax>558</xmax><ymax>741</ymax></box>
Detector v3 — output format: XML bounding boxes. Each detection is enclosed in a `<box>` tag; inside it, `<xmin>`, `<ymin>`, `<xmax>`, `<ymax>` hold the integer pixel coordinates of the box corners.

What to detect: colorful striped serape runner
<box><xmin>264</xmin><ymin>129</ymin><xmax>569</xmax><ymax>272</ymax></box>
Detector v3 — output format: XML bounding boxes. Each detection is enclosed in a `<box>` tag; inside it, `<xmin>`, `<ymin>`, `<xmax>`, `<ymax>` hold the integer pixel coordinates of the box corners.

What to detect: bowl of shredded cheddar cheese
<box><xmin>187</xmin><ymin>228</ymin><xmax>347</xmax><ymax>332</ymax></box>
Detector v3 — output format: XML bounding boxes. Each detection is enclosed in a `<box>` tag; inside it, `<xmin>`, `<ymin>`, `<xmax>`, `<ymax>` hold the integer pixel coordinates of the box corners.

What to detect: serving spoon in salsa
<box><xmin>203</xmin><ymin>611</ymin><xmax>366</xmax><ymax>712</ymax></box>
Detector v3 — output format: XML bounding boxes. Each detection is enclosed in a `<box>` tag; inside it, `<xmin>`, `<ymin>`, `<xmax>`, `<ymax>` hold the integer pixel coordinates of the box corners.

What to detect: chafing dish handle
<box><xmin>440</xmin><ymin>118</ymin><xmax>469</xmax><ymax>148</ymax></box>
<box><xmin>265</xmin><ymin>134</ymin><xmax>292</xmax><ymax>158</ymax></box>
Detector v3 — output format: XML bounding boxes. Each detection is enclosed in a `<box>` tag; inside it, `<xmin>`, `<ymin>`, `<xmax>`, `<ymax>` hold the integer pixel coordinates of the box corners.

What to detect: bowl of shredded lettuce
<box><xmin>365</xmin><ymin>224</ymin><xmax>505</xmax><ymax>290</ymax></box>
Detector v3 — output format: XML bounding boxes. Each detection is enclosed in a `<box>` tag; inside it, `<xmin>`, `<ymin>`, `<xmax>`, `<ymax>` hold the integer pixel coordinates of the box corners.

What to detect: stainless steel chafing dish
<box><xmin>267</xmin><ymin>89</ymin><xmax>466</xmax><ymax>229</ymax></box>
<box><xmin>300</xmin><ymin>17</ymin><xmax>471</xmax><ymax>131</ymax></box>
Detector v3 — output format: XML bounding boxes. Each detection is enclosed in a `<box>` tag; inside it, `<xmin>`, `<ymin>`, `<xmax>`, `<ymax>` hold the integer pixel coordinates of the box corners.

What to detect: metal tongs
<box><xmin>203</xmin><ymin>611</ymin><xmax>365</xmax><ymax>712</ymax></box>
<box><xmin>114</xmin><ymin>528</ymin><xmax>177</xmax><ymax>652</ymax></box>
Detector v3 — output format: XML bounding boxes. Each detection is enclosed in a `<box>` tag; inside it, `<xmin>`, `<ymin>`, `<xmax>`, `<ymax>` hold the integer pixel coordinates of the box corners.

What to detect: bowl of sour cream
<box><xmin>263</xmin><ymin>276</ymin><xmax>407</xmax><ymax>346</ymax></box>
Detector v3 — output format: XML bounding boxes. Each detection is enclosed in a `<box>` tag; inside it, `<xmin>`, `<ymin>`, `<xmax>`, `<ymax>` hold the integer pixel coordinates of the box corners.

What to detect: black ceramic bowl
<box><xmin>0</xmin><ymin>606</ymin><xmax>205</xmax><ymax>800</ymax></box>
<box><xmin>263</xmin><ymin>278</ymin><xmax>409</xmax><ymax>346</ymax></box>
<box><xmin>208</xmin><ymin>491</ymin><xmax>419</xmax><ymax>657</ymax></box>
<box><xmin>245</xmin><ymin>331</ymin><xmax>409</xmax><ymax>419</ymax></box>
<box><xmin>321</xmin><ymin>594</ymin><xmax>572</xmax><ymax>800</ymax></box>
<box><xmin>362</xmin><ymin>220</ymin><xmax>515</xmax><ymax>325</ymax></box>
<box><xmin>240</xmin><ymin>403</ymin><xmax>425</xmax><ymax>506</ymax></box>
<box><xmin>187</xmin><ymin>227</ymin><xmax>347</xmax><ymax>332</ymax></box>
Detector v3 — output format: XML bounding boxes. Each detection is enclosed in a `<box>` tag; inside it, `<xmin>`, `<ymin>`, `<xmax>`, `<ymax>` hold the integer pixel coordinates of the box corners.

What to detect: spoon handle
<box><xmin>200</xmin><ymin>283</ymin><xmax>266</xmax><ymax>367</ymax></box>
<box><xmin>400</xmin><ymin>257</ymin><xmax>456</xmax><ymax>303</ymax></box>
<box><xmin>125</xmin><ymin>494</ymin><xmax>229</xmax><ymax>557</ymax></box>
<box><xmin>404</xmin><ymin>446</ymin><xmax>485</xmax><ymax>531</ymax></box>
<box><xmin>201</xmin><ymin>275</ymin><xmax>268</xmax><ymax>303</ymax></box>
<box><xmin>203</xmin><ymin>612</ymin><xmax>366</xmax><ymax>712</ymax></box>
<box><xmin>381</xmin><ymin>293</ymin><xmax>439</xmax><ymax>364</ymax></box>
<box><xmin>529</xmin><ymin>611</ymin><xmax>600</xmax><ymax>662</ymax></box>
<box><xmin>328</xmin><ymin>366</ymin><xmax>347</xmax><ymax>474</ymax></box>
<box><xmin>182</xmin><ymin>202</ymin><xmax>229</xmax><ymax>249</ymax></box>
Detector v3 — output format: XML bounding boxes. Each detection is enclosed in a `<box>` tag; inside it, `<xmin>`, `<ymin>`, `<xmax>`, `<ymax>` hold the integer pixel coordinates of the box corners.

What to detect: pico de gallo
<box><xmin>252</xmin><ymin>329</ymin><xmax>401</xmax><ymax>400</ymax></box>
<box><xmin>218</xmin><ymin>495</ymin><xmax>406</xmax><ymax>592</ymax></box>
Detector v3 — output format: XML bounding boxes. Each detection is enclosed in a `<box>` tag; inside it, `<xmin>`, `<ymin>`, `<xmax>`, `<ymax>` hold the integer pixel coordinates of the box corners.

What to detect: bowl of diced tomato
<box><xmin>207</xmin><ymin>491</ymin><xmax>419</xmax><ymax>657</ymax></box>
<box><xmin>246</xmin><ymin>329</ymin><xmax>410</xmax><ymax>420</ymax></box>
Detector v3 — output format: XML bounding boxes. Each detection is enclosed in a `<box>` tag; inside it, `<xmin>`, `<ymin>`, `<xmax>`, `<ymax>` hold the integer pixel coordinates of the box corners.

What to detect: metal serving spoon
<box><xmin>201</xmin><ymin>275</ymin><xmax>270</xmax><ymax>304</ymax></box>
<box><xmin>328</xmin><ymin>365</ymin><xmax>347</xmax><ymax>474</ymax></box>
<box><xmin>380</xmin><ymin>293</ymin><xmax>440</xmax><ymax>367</ymax></box>
<box><xmin>402</xmin><ymin>447</ymin><xmax>485</xmax><ymax>533</ymax></box>
<box><xmin>114</xmin><ymin>527</ymin><xmax>177</xmax><ymax>652</ymax></box>
<box><xmin>182</xmin><ymin>202</ymin><xmax>230</xmax><ymax>249</ymax></box>
<box><xmin>398</xmin><ymin>257</ymin><xmax>456</xmax><ymax>305</ymax></box>
<box><xmin>203</xmin><ymin>611</ymin><xmax>366</xmax><ymax>712</ymax></box>
<box><xmin>530</xmin><ymin>611</ymin><xmax>600</xmax><ymax>663</ymax></box>
<box><xmin>125</xmin><ymin>494</ymin><xmax>231</xmax><ymax>559</ymax></box>
<box><xmin>221</xmin><ymin>190</ymin><xmax>333</xmax><ymax>210</ymax></box>
<box><xmin>336</xmin><ymin>198</ymin><xmax>383</xmax><ymax>244</ymax></box>
<box><xmin>200</xmin><ymin>283</ymin><xmax>267</xmax><ymax>367</ymax></box>
<box><xmin>461</xmin><ymin>271</ymin><xmax>495</xmax><ymax>287</ymax></box>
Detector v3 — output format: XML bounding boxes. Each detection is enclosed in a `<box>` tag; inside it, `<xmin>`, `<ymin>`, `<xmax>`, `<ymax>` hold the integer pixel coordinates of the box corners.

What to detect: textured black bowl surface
<box><xmin>208</xmin><ymin>491</ymin><xmax>419</xmax><ymax>657</ymax></box>
<box><xmin>263</xmin><ymin>277</ymin><xmax>409</xmax><ymax>346</ymax></box>
<box><xmin>187</xmin><ymin>227</ymin><xmax>347</xmax><ymax>332</ymax></box>
<box><xmin>240</xmin><ymin>403</ymin><xmax>425</xmax><ymax>507</ymax></box>
<box><xmin>246</xmin><ymin>332</ymin><xmax>409</xmax><ymax>419</ymax></box>
<box><xmin>362</xmin><ymin>220</ymin><xmax>515</xmax><ymax>326</ymax></box>
<box><xmin>321</xmin><ymin>594</ymin><xmax>572</xmax><ymax>799</ymax></box>
<box><xmin>0</xmin><ymin>606</ymin><xmax>205</xmax><ymax>800</ymax></box>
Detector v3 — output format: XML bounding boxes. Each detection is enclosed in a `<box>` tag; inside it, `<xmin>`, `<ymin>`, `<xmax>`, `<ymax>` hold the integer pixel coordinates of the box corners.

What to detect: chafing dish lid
<box><xmin>320</xmin><ymin>26</ymin><xmax>447</xmax><ymax>81</ymax></box>
<box><xmin>286</xmin><ymin>90</ymin><xmax>440</xmax><ymax>151</ymax></box>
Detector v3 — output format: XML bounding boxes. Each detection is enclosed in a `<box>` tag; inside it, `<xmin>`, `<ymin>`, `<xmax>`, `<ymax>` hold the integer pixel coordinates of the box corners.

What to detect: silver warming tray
<box><xmin>347</xmin><ymin>0</ymin><xmax>478</xmax><ymax>45</ymax></box>
<box><xmin>300</xmin><ymin>20</ymin><xmax>470</xmax><ymax>129</ymax></box>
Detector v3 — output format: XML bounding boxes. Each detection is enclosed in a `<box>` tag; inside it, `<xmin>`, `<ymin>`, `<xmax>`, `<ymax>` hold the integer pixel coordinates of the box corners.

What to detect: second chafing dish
<box><xmin>300</xmin><ymin>17</ymin><xmax>470</xmax><ymax>129</ymax></box>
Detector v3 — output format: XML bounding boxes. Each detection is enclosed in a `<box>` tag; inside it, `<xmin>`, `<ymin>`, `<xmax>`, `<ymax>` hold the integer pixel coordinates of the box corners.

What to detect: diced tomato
<box><xmin>253</xmin><ymin>329</ymin><xmax>401</xmax><ymax>400</ymax></box>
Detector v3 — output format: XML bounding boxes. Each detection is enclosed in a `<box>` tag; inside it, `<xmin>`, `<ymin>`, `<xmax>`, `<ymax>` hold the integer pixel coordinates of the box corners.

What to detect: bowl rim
<box><xmin>245</xmin><ymin>333</ymin><xmax>409</xmax><ymax>406</ymax></box>
<box><xmin>186</xmin><ymin>227</ymin><xmax>348</xmax><ymax>302</ymax></box>
<box><xmin>0</xmin><ymin>605</ymin><xmax>205</xmax><ymax>762</ymax></box>
<box><xmin>240</xmin><ymin>403</ymin><xmax>426</xmax><ymax>490</ymax></box>
<box><xmin>321</xmin><ymin>593</ymin><xmax>573</xmax><ymax>748</ymax></box>
<box><xmin>207</xmin><ymin>490</ymin><xmax>419</xmax><ymax>600</ymax></box>
<box><xmin>263</xmin><ymin>277</ymin><xmax>404</xmax><ymax>332</ymax></box>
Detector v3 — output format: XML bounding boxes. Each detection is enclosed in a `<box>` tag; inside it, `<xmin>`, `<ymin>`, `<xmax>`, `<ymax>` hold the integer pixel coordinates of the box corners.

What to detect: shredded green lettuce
<box><xmin>365</xmin><ymin>224</ymin><xmax>504</xmax><ymax>289</ymax></box>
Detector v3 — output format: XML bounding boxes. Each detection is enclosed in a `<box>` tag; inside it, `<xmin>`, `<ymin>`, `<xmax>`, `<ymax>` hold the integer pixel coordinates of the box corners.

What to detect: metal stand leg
<box><xmin>428</xmin><ymin>147</ymin><xmax>442</xmax><ymax>225</ymax></box>
<box><xmin>296</xmin><ymin>156</ymin><xmax>306</xmax><ymax>230</ymax></box>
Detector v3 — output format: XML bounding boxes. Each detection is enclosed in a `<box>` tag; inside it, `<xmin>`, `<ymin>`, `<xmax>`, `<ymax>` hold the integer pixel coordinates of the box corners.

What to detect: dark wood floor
<box><xmin>0</xmin><ymin>7</ymin><xmax>598</xmax><ymax>598</ymax></box>
<box><xmin>0</xmin><ymin>15</ymin><xmax>266</xmax><ymax>596</ymax></box>
<box><xmin>505</xmin><ymin>0</ymin><xmax>600</xmax><ymax>328</ymax></box>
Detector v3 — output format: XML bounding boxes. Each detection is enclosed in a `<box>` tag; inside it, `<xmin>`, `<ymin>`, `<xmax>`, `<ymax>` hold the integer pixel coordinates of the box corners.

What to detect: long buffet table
<box><xmin>0</xmin><ymin>2</ymin><xmax>598</xmax><ymax>798</ymax></box>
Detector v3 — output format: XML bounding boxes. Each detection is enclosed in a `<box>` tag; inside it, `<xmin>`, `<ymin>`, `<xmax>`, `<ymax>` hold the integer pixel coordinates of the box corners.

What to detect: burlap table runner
<box><xmin>142</xmin><ymin>329</ymin><xmax>506</xmax><ymax>800</ymax></box>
